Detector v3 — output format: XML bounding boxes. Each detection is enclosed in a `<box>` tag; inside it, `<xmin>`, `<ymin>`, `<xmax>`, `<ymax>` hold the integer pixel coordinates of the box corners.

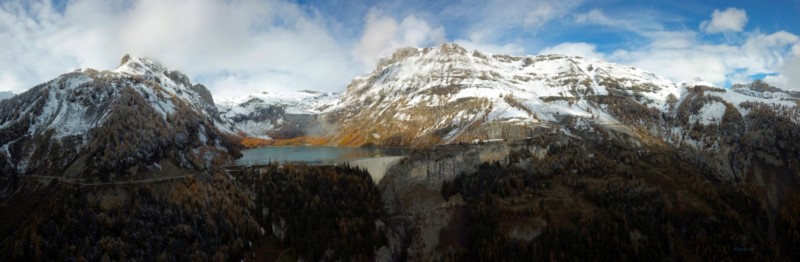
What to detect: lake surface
<box><xmin>236</xmin><ymin>146</ymin><xmax>409</xmax><ymax>165</ymax></box>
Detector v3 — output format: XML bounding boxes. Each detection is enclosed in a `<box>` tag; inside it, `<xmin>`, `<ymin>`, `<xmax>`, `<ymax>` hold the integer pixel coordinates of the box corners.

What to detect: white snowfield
<box><xmin>216</xmin><ymin>90</ymin><xmax>339</xmax><ymax>138</ymax></box>
<box><xmin>219</xmin><ymin>90</ymin><xmax>339</xmax><ymax>116</ymax></box>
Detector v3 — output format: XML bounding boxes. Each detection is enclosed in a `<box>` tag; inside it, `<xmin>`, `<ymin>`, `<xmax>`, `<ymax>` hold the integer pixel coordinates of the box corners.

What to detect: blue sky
<box><xmin>1</xmin><ymin>0</ymin><xmax>799</xmax><ymax>98</ymax></box>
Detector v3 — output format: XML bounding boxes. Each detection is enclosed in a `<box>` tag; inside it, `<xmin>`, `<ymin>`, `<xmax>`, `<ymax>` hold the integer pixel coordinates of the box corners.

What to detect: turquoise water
<box><xmin>236</xmin><ymin>146</ymin><xmax>409</xmax><ymax>165</ymax></box>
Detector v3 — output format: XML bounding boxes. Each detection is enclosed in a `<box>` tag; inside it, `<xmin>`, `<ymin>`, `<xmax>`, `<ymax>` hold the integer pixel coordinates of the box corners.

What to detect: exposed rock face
<box><xmin>0</xmin><ymin>55</ymin><xmax>240</xmax><ymax>195</ymax></box>
<box><xmin>119</xmin><ymin>54</ymin><xmax>132</xmax><ymax>67</ymax></box>
<box><xmin>190</xmin><ymin>84</ymin><xmax>215</xmax><ymax>106</ymax></box>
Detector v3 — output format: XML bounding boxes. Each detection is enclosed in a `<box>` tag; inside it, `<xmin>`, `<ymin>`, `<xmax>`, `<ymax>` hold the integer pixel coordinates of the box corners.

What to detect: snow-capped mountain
<box><xmin>0</xmin><ymin>91</ymin><xmax>13</xmax><ymax>101</ymax></box>
<box><xmin>0</xmin><ymin>55</ymin><xmax>240</xmax><ymax>189</ymax></box>
<box><xmin>217</xmin><ymin>90</ymin><xmax>338</xmax><ymax>139</ymax></box>
<box><xmin>322</xmin><ymin>43</ymin><xmax>797</xmax><ymax>148</ymax></box>
<box><xmin>307</xmin><ymin>43</ymin><xmax>799</xmax><ymax>182</ymax></box>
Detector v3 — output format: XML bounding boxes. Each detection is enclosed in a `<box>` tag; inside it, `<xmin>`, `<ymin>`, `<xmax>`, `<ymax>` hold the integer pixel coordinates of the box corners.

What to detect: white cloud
<box><xmin>573</xmin><ymin>9</ymin><xmax>664</xmax><ymax>35</ymax></box>
<box><xmin>0</xmin><ymin>0</ymin><xmax>359</xmax><ymax>99</ymax></box>
<box><xmin>769</xmin><ymin>54</ymin><xmax>800</xmax><ymax>90</ymax></box>
<box><xmin>574</xmin><ymin>9</ymin><xmax>640</xmax><ymax>29</ymax></box>
<box><xmin>514</xmin><ymin>0</ymin><xmax>582</xmax><ymax>28</ymax></box>
<box><xmin>454</xmin><ymin>34</ymin><xmax>525</xmax><ymax>55</ymax></box>
<box><xmin>570</xmin><ymin>7</ymin><xmax>798</xmax><ymax>88</ymax></box>
<box><xmin>445</xmin><ymin>0</ymin><xmax>581</xmax><ymax>30</ymax></box>
<box><xmin>538</xmin><ymin>42</ymin><xmax>605</xmax><ymax>59</ymax></box>
<box><xmin>442</xmin><ymin>0</ymin><xmax>581</xmax><ymax>54</ymax></box>
<box><xmin>574</xmin><ymin>9</ymin><xmax>615</xmax><ymax>26</ymax></box>
<box><xmin>608</xmin><ymin>31</ymin><xmax>799</xmax><ymax>86</ymax></box>
<box><xmin>1</xmin><ymin>0</ymin><xmax>798</xmax><ymax>98</ymax></box>
<box><xmin>700</xmin><ymin>7</ymin><xmax>748</xmax><ymax>34</ymax></box>
<box><xmin>352</xmin><ymin>9</ymin><xmax>445</xmax><ymax>68</ymax></box>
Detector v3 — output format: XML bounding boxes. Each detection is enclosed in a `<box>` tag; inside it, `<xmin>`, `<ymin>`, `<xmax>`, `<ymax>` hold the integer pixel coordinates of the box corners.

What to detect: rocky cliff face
<box><xmin>0</xmin><ymin>55</ymin><xmax>240</xmax><ymax>195</ymax></box>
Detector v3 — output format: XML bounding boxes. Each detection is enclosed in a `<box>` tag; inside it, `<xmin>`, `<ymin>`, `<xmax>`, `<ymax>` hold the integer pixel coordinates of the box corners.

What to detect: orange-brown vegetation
<box><xmin>240</xmin><ymin>135</ymin><xmax>331</xmax><ymax>147</ymax></box>
<box><xmin>3</xmin><ymin>173</ymin><xmax>259</xmax><ymax>261</ymax></box>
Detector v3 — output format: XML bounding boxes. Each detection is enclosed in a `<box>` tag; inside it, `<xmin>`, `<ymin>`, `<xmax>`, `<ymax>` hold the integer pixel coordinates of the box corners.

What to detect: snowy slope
<box><xmin>217</xmin><ymin>91</ymin><xmax>338</xmax><ymax>138</ymax></box>
<box><xmin>219</xmin><ymin>90</ymin><xmax>338</xmax><ymax>115</ymax></box>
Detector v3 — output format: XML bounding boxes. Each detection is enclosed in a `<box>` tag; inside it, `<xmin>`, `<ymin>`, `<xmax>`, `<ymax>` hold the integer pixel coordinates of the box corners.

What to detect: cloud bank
<box><xmin>1</xmin><ymin>0</ymin><xmax>799</xmax><ymax>98</ymax></box>
<box><xmin>538</xmin><ymin>42</ymin><xmax>605</xmax><ymax>59</ymax></box>
<box><xmin>543</xmin><ymin>8</ymin><xmax>800</xmax><ymax>90</ymax></box>
<box><xmin>352</xmin><ymin>9</ymin><xmax>446</xmax><ymax>67</ymax></box>
<box><xmin>0</xmin><ymin>0</ymin><xmax>359</xmax><ymax>98</ymax></box>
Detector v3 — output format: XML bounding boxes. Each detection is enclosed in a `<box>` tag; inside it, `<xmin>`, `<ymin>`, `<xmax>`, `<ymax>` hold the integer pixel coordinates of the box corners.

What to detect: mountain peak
<box><xmin>113</xmin><ymin>54</ymin><xmax>194</xmax><ymax>88</ymax></box>
<box><xmin>376</xmin><ymin>47</ymin><xmax>420</xmax><ymax>69</ymax></box>
<box><xmin>432</xmin><ymin>42</ymin><xmax>468</xmax><ymax>55</ymax></box>
<box><xmin>376</xmin><ymin>43</ymin><xmax>470</xmax><ymax>69</ymax></box>
<box><xmin>120</xmin><ymin>54</ymin><xmax>132</xmax><ymax>67</ymax></box>
<box><xmin>114</xmin><ymin>54</ymin><xmax>166</xmax><ymax>76</ymax></box>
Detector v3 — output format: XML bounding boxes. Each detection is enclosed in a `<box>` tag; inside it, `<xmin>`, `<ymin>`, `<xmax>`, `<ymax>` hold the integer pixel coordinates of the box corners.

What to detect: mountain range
<box><xmin>1</xmin><ymin>43</ymin><xmax>799</xmax><ymax>260</ymax></box>
<box><xmin>219</xmin><ymin>43</ymin><xmax>800</xmax><ymax>181</ymax></box>
<box><xmin>2</xmin><ymin>43</ymin><xmax>799</xmax><ymax>186</ymax></box>
<box><xmin>224</xmin><ymin>43</ymin><xmax>798</xmax><ymax>148</ymax></box>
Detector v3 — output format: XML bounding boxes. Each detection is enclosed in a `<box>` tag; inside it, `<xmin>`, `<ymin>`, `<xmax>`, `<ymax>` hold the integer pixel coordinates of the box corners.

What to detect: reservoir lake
<box><xmin>237</xmin><ymin>146</ymin><xmax>409</xmax><ymax>165</ymax></box>
<box><xmin>236</xmin><ymin>146</ymin><xmax>410</xmax><ymax>183</ymax></box>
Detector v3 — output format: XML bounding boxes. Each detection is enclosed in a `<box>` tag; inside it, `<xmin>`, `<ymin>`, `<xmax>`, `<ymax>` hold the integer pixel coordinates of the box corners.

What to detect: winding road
<box><xmin>26</xmin><ymin>174</ymin><xmax>193</xmax><ymax>186</ymax></box>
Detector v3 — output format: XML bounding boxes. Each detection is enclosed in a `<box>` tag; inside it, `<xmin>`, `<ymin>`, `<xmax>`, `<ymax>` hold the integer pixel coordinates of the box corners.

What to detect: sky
<box><xmin>0</xmin><ymin>0</ymin><xmax>799</xmax><ymax>99</ymax></box>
